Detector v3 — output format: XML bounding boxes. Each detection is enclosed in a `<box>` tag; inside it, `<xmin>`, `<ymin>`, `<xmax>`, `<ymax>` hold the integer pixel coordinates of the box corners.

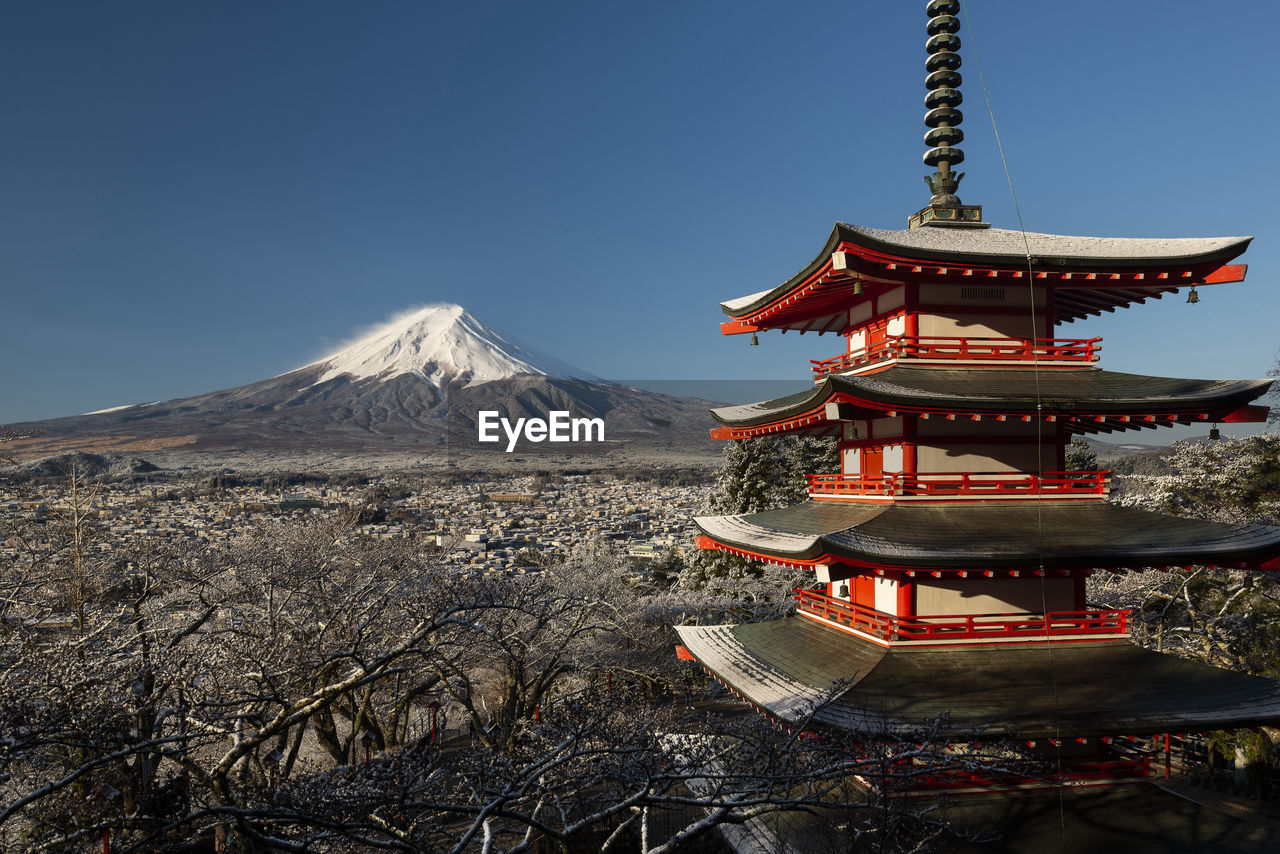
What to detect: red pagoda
<box><xmin>675</xmin><ymin>0</ymin><xmax>1280</xmax><ymax>789</ymax></box>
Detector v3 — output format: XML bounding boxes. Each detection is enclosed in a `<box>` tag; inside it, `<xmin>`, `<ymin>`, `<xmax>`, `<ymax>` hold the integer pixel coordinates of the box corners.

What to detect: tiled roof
<box><xmin>695</xmin><ymin>501</ymin><xmax>1280</xmax><ymax>569</ymax></box>
<box><xmin>676</xmin><ymin>617</ymin><xmax>1280</xmax><ymax>737</ymax></box>
<box><xmin>710</xmin><ymin>367</ymin><xmax>1271</xmax><ymax>426</ymax></box>
<box><xmin>719</xmin><ymin>222</ymin><xmax>1251</xmax><ymax>319</ymax></box>
<box><xmin>842</xmin><ymin>224</ymin><xmax>1250</xmax><ymax>264</ymax></box>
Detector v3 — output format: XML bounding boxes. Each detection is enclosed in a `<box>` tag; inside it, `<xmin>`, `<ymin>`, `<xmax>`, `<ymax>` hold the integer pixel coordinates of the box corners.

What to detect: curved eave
<box><xmin>708</xmin><ymin>368</ymin><xmax>1272</xmax><ymax>438</ymax></box>
<box><xmin>719</xmin><ymin>223</ymin><xmax>1252</xmax><ymax>330</ymax></box>
<box><xmin>675</xmin><ymin>619</ymin><xmax>1280</xmax><ymax>738</ymax></box>
<box><xmin>836</xmin><ymin>223</ymin><xmax>1252</xmax><ymax>273</ymax></box>
<box><xmin>694</xmin><ymin>501</ymin><xmax>1280</xmax><ymax>572</ymax></box>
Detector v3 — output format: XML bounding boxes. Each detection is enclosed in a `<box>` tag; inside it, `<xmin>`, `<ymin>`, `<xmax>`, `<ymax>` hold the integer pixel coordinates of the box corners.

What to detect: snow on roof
<box><xmin>719</xmin><ymin>288</ymin><xmax>775</xmax><ymax>313</ymax></box>
<box><xmin>709</xmin><ymin>368</ymin><xmax>1272</xmax><ymax>427</ymax></box>
<box><xmin>842</xmin><ymin>223</ymin><xmax>1251</xmax><ymax>262</ymax></box>
<box><xmin>718</xmin><ymin>222</ymin><xmax>1252</xmax><ymax>319</ymax></box>
<box><xmin>674</xmin><ymin>624</ymin><xmax>832</xmax><ymax>720</ymax></box>
<box><xmin>695</xmin><ymin>501</ymin><xmax>1280</xmax><ymax>569</ymax></box>
<box><xmin>678</xmin><ymin>617</ymin><xmax>1280</xmax><ymax>737</ymax></box>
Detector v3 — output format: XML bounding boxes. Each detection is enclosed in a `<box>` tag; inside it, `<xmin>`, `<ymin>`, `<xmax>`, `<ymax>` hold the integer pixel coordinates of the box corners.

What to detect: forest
<box><xmin>3</xmin><ymin>432</ymin><xmax>1280</xmax><ymax>852</ymax></box>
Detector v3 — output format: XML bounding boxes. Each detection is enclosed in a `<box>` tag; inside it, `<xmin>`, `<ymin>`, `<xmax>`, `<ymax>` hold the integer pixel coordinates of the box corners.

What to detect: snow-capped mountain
<box><xmin>305</xmin><ymin>304</ymin><xmax>599</xmax><ymax>388</ymax></box>
<box><xmin>9</xmin><ymin>305</ymin><xmax>716</xmax><ymax>459</ymax></box>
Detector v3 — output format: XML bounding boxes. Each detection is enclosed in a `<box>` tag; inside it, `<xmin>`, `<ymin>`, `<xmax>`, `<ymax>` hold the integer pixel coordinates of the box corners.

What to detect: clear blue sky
<box><xmin>2</xmin><ymin>1</ymin><xmax>1276</xmax><ymax>432</ymax></box>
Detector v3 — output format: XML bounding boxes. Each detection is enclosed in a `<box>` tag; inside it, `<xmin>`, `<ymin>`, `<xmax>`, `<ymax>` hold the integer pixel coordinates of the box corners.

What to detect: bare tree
<box><xmin>1095</xmin><ymin>434</ymin><xmax>1280</xmax><ymax>676</ymax></box>
<box><xmin>2</xmin><ymin>483</ymin><xmax>1017</xmax><ymax>853</ymax></box>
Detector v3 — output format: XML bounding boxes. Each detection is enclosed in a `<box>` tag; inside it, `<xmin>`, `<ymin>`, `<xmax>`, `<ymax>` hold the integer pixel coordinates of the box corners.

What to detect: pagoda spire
<box><xmin>909</xmin><ymin>0</ymin><xmax>987</xmax><ymax>229</ymax></box>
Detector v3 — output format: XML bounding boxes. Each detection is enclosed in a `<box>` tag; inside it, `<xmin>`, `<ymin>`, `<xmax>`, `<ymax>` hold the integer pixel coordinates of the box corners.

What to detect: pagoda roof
<box><xmin>709</xmin><ymin>367</ymin><xmax>1271</xmax><ymax>437</ymax></box>
<box><xmin>675</xmin><ymin>617</ymin><xmax>1280</xmax><ymax>738</ymax></box>
<box><xmin>719</xmin><ymin>223</ymin><xmax>1251</xmax><ymax>330</ymax></box>
<box><xmin>694</xmin><ymin>501</ymin><xmax>1280</xmax><ymax>572</ymax></box>
<box><xmin>840</xmin><ymin>224</ymin><xmax>1249</xmax><ymax>266</ymax></box>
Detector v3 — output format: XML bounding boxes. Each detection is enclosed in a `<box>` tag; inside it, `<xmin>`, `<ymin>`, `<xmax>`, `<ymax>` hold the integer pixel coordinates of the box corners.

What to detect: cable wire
<box><xmin>959</xmin><ymin>1</ymin><xmax>1068</xmax><ymax>843</ymax></box>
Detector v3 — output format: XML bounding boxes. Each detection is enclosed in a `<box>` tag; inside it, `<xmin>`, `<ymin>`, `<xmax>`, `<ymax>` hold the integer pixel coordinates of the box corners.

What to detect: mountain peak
<box><xmin>306</xmin><ymin>303</ymin><xmax>598</xmax><ymax>388</ymax></box>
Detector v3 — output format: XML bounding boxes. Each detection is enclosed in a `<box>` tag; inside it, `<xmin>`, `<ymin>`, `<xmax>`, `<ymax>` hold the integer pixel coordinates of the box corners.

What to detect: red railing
<box><xmin>1065</xmin><ymin>757</ymin><xmax>1154</xmax><ymax>782</ymax></box>
<box><xmin>810</xmin><ymin>335</ymin><xmax>1101</xmax><ymax>377</ymax></box>
<box><xmin>909</xmin><ymin>756</ymin><xmax>1151</xmax><ymax>791</ymax></box>
<box><xmin>805</xmin><ymin>470</ymin><xmax>1111</xmax><ymax>499</ymax></box>
<box><xmin>793</xmin><ymin>589</ymin><xmax>1130</xmax><ymax>642</ymax></box>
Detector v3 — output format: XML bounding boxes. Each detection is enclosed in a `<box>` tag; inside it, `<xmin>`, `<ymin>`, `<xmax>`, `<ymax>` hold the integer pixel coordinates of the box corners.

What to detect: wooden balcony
<box><xmin>810</xmin><ymin>335</ymin><xmax>1101</xmax><ymax>378</ymax></box>
<box><xmin>794</xmin><ymin>589</ymin><xmax>1129</xmax><ymax>645</ymax></box>
<box><xmin>805</xmin><ymin>470</ymin><xmax>1111</xmax><ymax>502</ymax></box>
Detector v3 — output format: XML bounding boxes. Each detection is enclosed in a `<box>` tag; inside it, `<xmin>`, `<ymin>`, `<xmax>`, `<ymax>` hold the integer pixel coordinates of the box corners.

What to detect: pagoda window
<box><xmin>959</xmin><ymin>286</ymin><xmax>1008</xmax><ymax>302</ymax></box>
<box><xmin>919</xmin><ymin>282</ymin><xmax>1044</xmax><ymax>308</ymax></box>
<box><xmin>847</xmin><ymin>328</ymin><xmax>867</xmax><ymax>355</ymax></box>
<box><xmin>886</xmin><ymin>314</ymin><xmax>907</xmax><ymax>337</ymax></box>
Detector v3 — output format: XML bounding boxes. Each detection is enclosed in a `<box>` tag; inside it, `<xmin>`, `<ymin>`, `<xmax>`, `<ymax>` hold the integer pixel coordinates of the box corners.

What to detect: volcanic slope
<box><xmin>7</xmin><ymin>304</ymin><xmax>718</xmax><ymax>456</ymax></box>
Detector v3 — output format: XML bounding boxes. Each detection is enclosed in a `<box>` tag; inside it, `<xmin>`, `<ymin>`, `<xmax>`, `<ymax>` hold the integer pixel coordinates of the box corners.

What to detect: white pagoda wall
<box><xmin>847</xmin><ymin>417</ymin><xmax>904</xmax><ymax>441</ymax></box>
<box><xmin>844</xmin><ymin>286</ymin><xmax>903</xmax><ymax>332</ymax></box>
<box><xmin>914</xmin><ymin>419</ymin><xmax>1050</xmax><ymax>474</ymax></box>
<box><xmin>874</xmin><ymin>576</ymin><xmax>899</xmax><ymax>615</ymax></box>
<box><xmin>914</xmin><ymin>444</ymin><xmax>1041</xmax><ymax>473</ymax></box>
<box><xmin>915</xmin><ymin>577</ymin><xmax>1074</xmax><ymax>617</ymax></box>
<box><xmin>916</xmin><ymin>311</ymin><xmax>1046</xmax><ymax>341</ymax></box>
<box><xmin>915</xmin><ymin>283</ymin><xmax>1050</xmax><ymax>342</ymax></box>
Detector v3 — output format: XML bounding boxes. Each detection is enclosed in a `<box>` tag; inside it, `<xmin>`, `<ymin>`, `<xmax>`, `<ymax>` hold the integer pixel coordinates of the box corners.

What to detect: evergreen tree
<box><xmin>706</xmin><ymin>437</ymin><xmax>777</xmax><ymax>514</ymax></box>
<box><xmin>682</xmin><ymin>434</ymin><xmax>839</xmax><ymax>601</ymax></box>
<box><xmin>775</xmin><ymin>435</ymin><xmax>841</xmax><ymax>504</ymax></box>
<box><xmin>705</xmin><ymin>435</ymin><xmax>840</xmax><ymax>513</ymax></box>
<box><xmin>1065</xmin><ymin>437</ymin><xmax>1099</xmax><ymax>471</ymax></box>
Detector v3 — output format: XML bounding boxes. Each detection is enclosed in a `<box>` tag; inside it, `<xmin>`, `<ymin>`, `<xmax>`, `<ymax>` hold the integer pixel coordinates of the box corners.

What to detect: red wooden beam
<box><xmin>1255</xmin><ymin>554</ymin><xmax>1280</xmax><ymax>572</ymax></box>
<box><xmin>1203</xmin><ymin>263</ymin><xmax>1247</xmax><ymax>285</ymax></box>
<box><xmin>720</xmin><ymin>319</ymin><xmax>760</xmax><ymax>336</ymax></box>
<box><xmin>694</xmin><ymin>536</ymin><xmax>834</xmax><ymax>569</ymax></box>
<box><xmin>1221</xmin><ymin>404</ymin><xmax>1269</xmax><ymax>423</ymax></box>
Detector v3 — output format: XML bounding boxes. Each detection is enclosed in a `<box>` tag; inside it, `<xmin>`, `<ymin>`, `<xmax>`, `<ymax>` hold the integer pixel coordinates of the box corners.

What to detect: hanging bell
<box><xmin>1209</xmin><ymin>424</ymin><xmax>1221</xmax><ymax>441</ymax></box>
<box><xmin>749</xmin><ymin>333</ymin><xmax>759</xmax><ymax>347</ymax></box>
<box><xmin>1186</xmin><ymin>287</ymin><xmax>1199</xmax><ymax>304</ymax></box>
<box><xmin>852</xmin><ymin>278</ymin><xmax>864</xmax><ymax>296</ymax></box>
